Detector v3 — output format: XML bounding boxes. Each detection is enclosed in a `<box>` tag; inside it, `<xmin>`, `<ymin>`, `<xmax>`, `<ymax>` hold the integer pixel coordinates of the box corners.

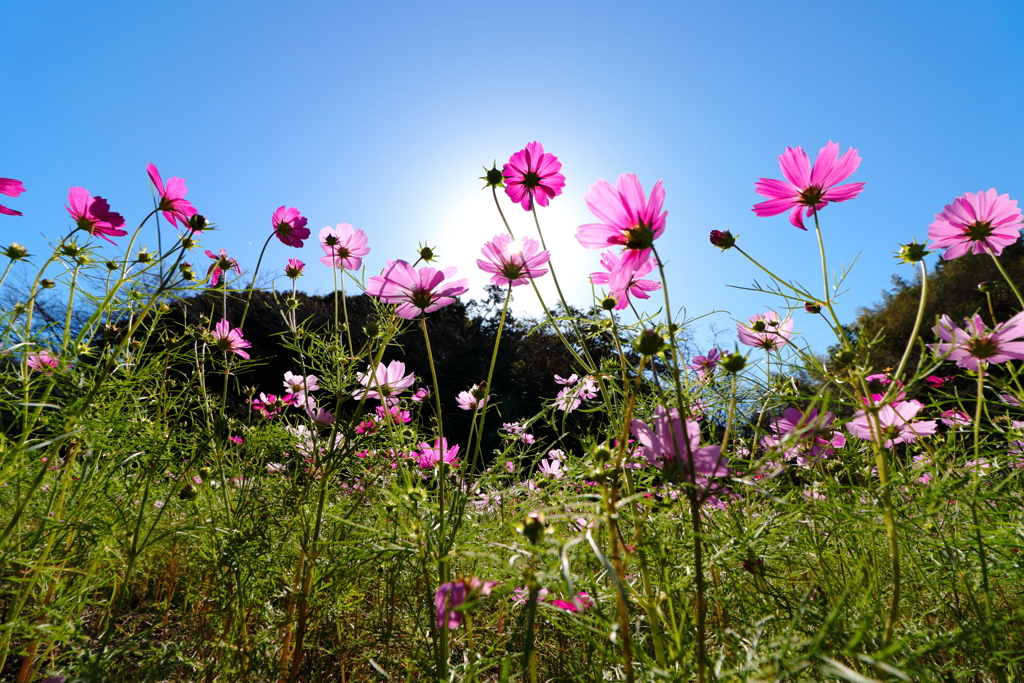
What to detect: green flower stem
<box><xmin>239</xmin><ymin>232</ymin><xmax>276</xmax><ymax>329</ymax></box>
<box><xmin>721</xmin><ymin>372</ymin><xmax>739</xmax><ymax>455</ymax></box>
<box><xmin>988</xmin><ymin>250</ymin><xmax>1024</xmax><ymax>310</ymax></box>
<box><xmin>732</xmin><ymin>245</ymin><xmax>817</xmax><ymax>302</ymax></box>
<box><xmin>469</xmin><ymin>285</ymin><xmax>511</xmax><ymax>470</ymax></box>
<box><xmin>887</xmin><ymin>261</ymin><xmax>929</xmax><ymax>400</ymax></box>
<box><xmin>812</xmin><ymin>210</ymin><xmax>852</xmax><ymax>348</ymax></box>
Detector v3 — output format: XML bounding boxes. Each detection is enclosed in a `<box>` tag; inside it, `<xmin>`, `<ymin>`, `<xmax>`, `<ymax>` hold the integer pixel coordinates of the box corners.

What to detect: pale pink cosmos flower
<box><xmin>305</xmin><ymin>406</ymin><xmax>335</xmax><ymax>428</ymax></box>
<box><xmin>476</xmin><ymin>234</ymin><xmax>549</xmax><ymax>287</ymax></box>
<box><xmin>417</xmin><ymin>437</ymin><xmax>460</xmax><ymax>469</ymax></box>
<box><xmin>26</xmin><ymin>351</ymin><xmax>60</xmax><ymax>374</ymax></box>
<box><xmin>66</xmin><ymin>188</ymin><xmax>126</xmax><ymax>244</ymax></box>
<box><xmin>940</xmin><ymin>409</ymin><xmax>972</xmax><ymax>427</ymax></box>
<box><xmin>547</xmin><ymin>449</ymin><xmax>565</xmax><ymax>461</ymax></box>
<box><xmin>267</xmin><ymin>462</ymin><xmax>286</xmax><ymax>474</ymax></box>
<box><xmin>0</xmin><ymin>177</ymin><xmax>25</xmax><ymax>216</ymax></box>
<box><xmin>929</xmin><ymin>312</ymin><xmax>1024</xmax><ymax>371</ymax></box>
<box><xmin>502</xmin><ymin>141</ymin><xmax>565</xmax><ymax>211</ymax></box>
<box><xmin>457</xmin><ymin>389</ymin><xmax>489</xmax><ymax>411</ymax></box>
<box><xmin>752</xmin><ymin>141</ymin><xmax>865</xmax><ymax>230</ymax></box>
<box><xmin>590</xmin><ymin>251</ymin><xmax>661</xmax><ymax>310</ymax></box>
<box><xmin>365</xmin><ymin>260</ymin><xmax>469</xmax><ymax>319</ymax></box>
<box><xmin>631</xmin><ymin>406</ymin><xmax>730</xmax><ymax>477</ymax></box>
<box><xmin>319</xmin><ymin>223</ymin><xmax>370</xmax><ymax>270</ymax></box>
<box><xmin>271</xmin><ymin>206</ymin><xmax>310</xmax><ymax>248</ymax></box>
<box><xmin>435</xmin><ymin>576</ymin><xmax>499</xmax><ymax>629</ymax></box>
<box><xmin>576</xmin><ymin>174</ymin><xmax>667</xmax><ymax>292</ymax></box>
<box><xmin>147</xmin><ymin>163</ymin><xmax>198</xmax><ymax>230</ymax></box>
<box><xmin>212</xmin><ymin>319</ymin><xmax>251</xmax><ymax>359</ymax></box>
<box><xmin>554</xmin><ymin>373</ymin><xmax>578</xmax><ymax>386</ymax></box>
<box><xmin>411</xmin><ymin>387</ymin><xmax>431</xmax><ymax>402</ymax></box>
<box><xmin>204</xmin><ymin>249</ymin><xmax>241</xmax><ymax>286</ymax></box>
<box><xmin>353</xmin><ymin>360</ymin><xmax>415</xmax><ymax>405</ymax></box>
<box><xmin>283</xmin><ymin>371</ymin><xmax>319</xmax><ymax>395</ymax></box>
<box><xmin>537</xmin><ymin>458</ymin><xmax>564</xmax><ymax>479</ymax></box>
<box><xmin>512</xmin><ymin>586</ymin><xmax>549</xmax><ymax>606</ymax></box>
<box><xmin>762</xmin><ymin>408</ymin><xmax>845</xmax><ymax>468</ymax></box>
<box><xmin>846</xmin><ymin>400</ymin><xmax>938</xmax><ymax>448</ymax></box>
<box><xmin>555</xmin><ymin>375</ymin><xmax>598</xmax><ymax>413</ymax></box>
<box><xmin>926</xmin><ymin>189</ymin><xmax>1023</xmax><ymax>259</ymax></box>
<box><xmin>737</xmin><ymin>311</ymin><xmax>794</xmax><ymax>351</ymax></box>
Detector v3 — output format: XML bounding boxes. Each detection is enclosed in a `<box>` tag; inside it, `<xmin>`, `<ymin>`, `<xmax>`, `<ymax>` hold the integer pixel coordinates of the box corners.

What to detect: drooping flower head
<box><xmin>752</xmin><ymin>141</ymin><xmax>865</xmax><ymax>230</ymax></box>
<box><xmin>417</xmin><ymin>437</ymin><xmax>460</xmax><ymax>469</ymax></box>
<box><xmin>926</xmin><ymin>189</ymin><xmax>1023</xmax><ymax>259</ymax></box>
<box><xmin>435</xmin><ymin>576</ymin><xmax>498</xmax><ymax>630</ymax></box>
<box><xmin>284</xmin><ymin>258</ymin><xmax>305</xmax><ymax>279</ymax></box>
<box><xmin>929</xmin><ymin>312</ymin><xmax>1024</xmax><ymax>371</ymax></box>
<box><xmin>0</xmin><ymin>177</ymin><xmax>25</xmax><ymax>216</ymax></box>
<box><xmin>576</xmin><ymin>174</ymin><xmax>667</xmax><ymax>292</ymax></box>
<box><xmin>846</xmin><ymin>400</ymin><xmax>938</xmax><ymax>448</ymax></box>
<box><xmin>365</xmin><ymin>260</ymin><xmax>469</xmax><ymax>319</ymax></box>
<box><xmin>271</xmin><ymin>206</ymin><xmax>310</xmax><ymax>248</ymax></box>
<box><xmin>211</xmin><ymin>319</ymin><xmax>251</xmax><ymax>359</ymax></box>
<box><xmin>319</xmin><ymin>223</ymin><xmax>370</xmax><ymax>270</ymax></box>
<box><xmin>476</xmin><ymin>234</ymin><xmax>550</xmax><ymax>287</ymax></box>
<box><xmin>737</xmin><ymin>311</ymin><xmax>794</xmax><ymax>351</ymax></box>
<box><xmin>353</xmin><ymin>360</ymin><xmax>415</xmax><ymax>405</ymax></box>
<box><xmin>147</xmin><ymin>163</ymin><xmax>198</xmax><ymax>230</ymax></box>
<box><xmin>204</xmin><ymin>249</ymin><xmax>241</xmax><ymax>287</ymax></box>
<box><xmin>590</xmin><ymin>251</ymin><xmax>661</xmax><ymax>310</ymax></box>
<box><xmin>65</xmin><ymin>188</ymin><xmax>126</xmax><ymax>244</ymax></box>
<box><xmin>502</xmin><ymin>142</ymin><xmax>565</xmax><ymax>211</ymax></box>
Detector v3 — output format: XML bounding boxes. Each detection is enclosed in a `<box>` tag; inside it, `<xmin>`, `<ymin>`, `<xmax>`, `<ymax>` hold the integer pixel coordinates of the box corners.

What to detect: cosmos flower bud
<box><xmin>977</xmin><ymin>281</ymin><xmax>996</xmax><ymax>294</ymax></box>
<box><xmin>720</xmin><ymin>351</ymin><xmax>747</xmax><ymax>374</ymax></box>
<box><xmin>3</xmin><ymin>243</ymin><xmax>28</xmax><ymax>260</ymax></box>
<box><xmin>40</xmin><ymin>279</ymin><xmax>55</xmax><ymax>289</ymax></box>
<box><xmin>709</xmin><ymin>229</ymin><xmax>736</xmax><ymax>250</ymax></box>
<box><xmin>418</xmin><ymin>244</ymin><xmax>436</xmax><ymax>262</ymax></box>
<box><xmin>136</xmin><ymin>250</ymin><xmax>154</xmax><ymax>263</ymax></box>
<box><xmin>480</xmin><ymin>162</ymin><xmax>505</xmax><ymax>189</ymax></box>
<box><xmin>634</xmin><ymin>329</ymin><xmax>666</xmax><ymax>356</ymax></box>
<box><xmin>363</xmin><ymin>320</ymin><xmax>380</xmax><ymax>338</ymax></box>
<box><xmin>178</xmin><ymin>484</ymin><xmax>198</xmax><ymax>500</ymax></box>
<box><xmin>189</xmin><ymin>214</ymin><xmax>209</xmax><ymax>232</ymax></box>
<box><xmin>61</xmin><ymin>243</ymin><xmax>82</xmax><ymax>258</ymax></box>
<box><xmin>180</xmin><ymin>262</ymin><xmax>196</xmax><ymax>281</ymax></box>
<box><xmin>105</xmin><ymin>260</ymin><xmax>119</xmax><ymax>271</ymax></box>
<box><xmin>804</xmin><ymin>301</ymin><xmax>822</xmax><ymax>314</ymax></box>
<box><xmin>601</xmin><ymin>296</ymin><xmax>617</xmax><ymax>310</ymax></box>
<box><xmin>470</xmin><ymin>382</ymin><xmax>488</xmax><ymax>400</ymax></box>
<box><xmin>896</xmin><ymin>240</ymin><xmax>931</xmax><ymax>264</ymax></box>
<box><xmin>518</xmin><ymin>511</ymin><xmax>547</xmax><ymax>545</ymax></box>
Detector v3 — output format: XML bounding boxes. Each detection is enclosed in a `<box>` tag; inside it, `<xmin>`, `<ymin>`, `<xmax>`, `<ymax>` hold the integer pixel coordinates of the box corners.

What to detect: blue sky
<box><xmin>3</xmin><ymin>0</ymin><xmax>1022</xmax><ymax>353</ymax></box>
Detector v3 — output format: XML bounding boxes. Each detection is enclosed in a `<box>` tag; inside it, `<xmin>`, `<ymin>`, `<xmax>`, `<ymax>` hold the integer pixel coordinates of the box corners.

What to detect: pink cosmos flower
<box><xmin>476</xmin><ymin>234</ymin><xmax>549</xmax><ymax>287</ymax></box>
<box><xmin>147</xmin><ymin>163</ymin><xmax>198</xmax><ymax>229</ymax></box>
<box><xmin>305</xmin><ymin>406</ymin><xmax>335</xmax><ymax>428</ymax></box>
<box><xmin>271</xmin><ymin>206</ymin><xmax>310</xmax><ymax>248</ymax></box>
<box><xmin>456</xmin><ymin>389</ymin><xmax>490</xmax><ymax>411</ymax></box>
<box><xmin>737</xmin><ymin>311</ymin><xmax>794</xmax><ymax>351</ymax></box>
<box><xmin>537</xmin><ymin>458</ymin><xmax>564</xmax><ymax>479</ymax></box>
<box><xmin>552</xmin><ymin>592</ymin><xmax>593</xmax><ymax>613</ymax></box>
<box><xmin>435</xmin><ymin>576</ymin><xmax>498</xmax><ymax>629</ymax></box>
<box><xmin>353</xmin><ymin>360</ymin><xmax>415</xmax><ymax>405</ymax></box>
<box><xmin>752</xmin><ymin>141</ymin><xmax>865</xmax><ymax>230</ymax></box>
<box><xmin>762</xmin><ymin>408</ymin><xmax>845</xmax><ymax>468</ymax></box>
<box><xmin>284</xmin><ymin>258</ymin><xmax>305</xmax><ymax>279</ymax></box>
<box><xmin>846</xmin><ymin>400</ymin><xmax>938</xmax><ymax>448</ymax></box>
<box><xmin>575</xmin><ymin>174</ymin><xmax>667</xmax><ymax>292</ymax></box>
<box><xmin>554</xmin><ymin>374</ymin><xmax>578</xmax><ymax>386</ymax></box>
<box><xmin>252</xmin><ymin>393</ymin><xmax>297</xmax><ymax>419</ymax></box>
<box><xmin>319</xmin><ymin>223</ymin><xmax>370</xmax><ymax>271</ymax></box>
<box><xmin>212</xmin><ymin>319</ymin><xmax>251</xmax><ymax>359</ymax></box>
<box><xmin>26</xmin><ymin>351</ymin><xmax>60</xmax><ymax>374</ymax></box>
<box><xmin>929</xmin><ymin>312</ymin><xmax>1024</xmax><ymax>371</ymax></box>
<box><xmin>512</xmin><ymin>586</ymin><xmax>549</xmax><ymax>606</ymax></box>
<box><xmin>590</xmin><ymin>251</ymin><xmax>661</xmax><ymax>310</ymax></box>
<box><xmin>926</xmin><ymin>189</ymin><xmax>1023</xmax><ymax>259</ymax></box>
<box><xmin>417</xmin><ymin>437</ymin><xmax>460</xmax><ymax>469</ymax></box>
<box><xmin>555</xmin><ymin>375</ymin><xmax>598</xmax><ymax>413</ymax></box>
<box><xmin>65</xmin><ymin>188</ymin><xmax>126</xmax><ymax>244</ymax></box>
<box><xmin>0</xmin><ymin>177</ymin><xmax>25</xmax><ymax>216</ymax></box>
<box><xmin>925</xmin><ymin>375</ymin><xmax>948</xmax><ymax>389</ymax></box>
<box><xmin>940</xmin><ymin>409</ymin><xmax>972</xmax><ymax>427</ymax></box>
<box><xmin>411</xmin><ymin>387</ymin><xmax>431</xmax><ymax>403</ymax></box>
<box><xmin>376</xmin><ymin>405</ymin><xmax>412</xmax><ymax>424</ymax></box>
<box><xmin>229</xmin><ymin>435</ymin><xmax>244</xmax><ymax>445</ymax></box>
<box><xmin>502</xmin><ymin>142</ymin><xmax>565</xmax><ymax>211</ymax></box>
<box><xmin>205</xmin><ymin>249</ymin><xmax>241</xmax><ymax>286</ymax></box>
<box><xmin>365</xmin><ymin>260</ymin><xmax>469</xmax><ymax>319</ymax></box>
<box><xmin>862</xmin><ymin>373</ymin><xmax>906</xmax><ymax>404</ymax></box>
<box><xmin>283</xmin><ymin>371</ymin><xmax>319</xmax><ymax>396</ymax></box>
<box><xmin>688</xmin><ymin>349</ymin><xmax>722</xmax><ymax>380</ymax></box>
<box><xmin>631</xmin><ymin>405</ymin><xmax>730</xmax><ymax>477</ymax></box>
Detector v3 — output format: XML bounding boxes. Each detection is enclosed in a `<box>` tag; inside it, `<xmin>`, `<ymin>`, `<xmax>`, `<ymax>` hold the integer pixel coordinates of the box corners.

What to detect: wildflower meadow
<box><xmin>2</xmin><ymin>140</ymin><xmax>1024</xmax><ymax>682</ymax></box>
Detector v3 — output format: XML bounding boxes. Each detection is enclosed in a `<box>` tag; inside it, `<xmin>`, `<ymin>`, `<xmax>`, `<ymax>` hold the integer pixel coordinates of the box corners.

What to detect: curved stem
<box><xmin>470</xmin><ymin>286</ymin><xmax>511</xmax><ymax>468</ymax></box>
<box><xmin>988</xmin><ymin>250</ymin><xmax>1024</xmax><ymax>310</ymax></box>
<box><xmin>239</xmin><ymin>233</ymin><xmax>275</xmax><ymax>328</ymax></box>
<box><xmin>812</xmin><ymin>210</ymin><xmax>851</xmax><ymax>348</ymax></box>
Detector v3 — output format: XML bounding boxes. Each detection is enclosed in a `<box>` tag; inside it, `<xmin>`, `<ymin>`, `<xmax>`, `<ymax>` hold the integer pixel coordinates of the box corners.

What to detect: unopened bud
<box><xmin>978</xmin><ymin>281</ymin><xmax>996</xmax><ymax>294</ymax></box>
<box><xmin>721</xmin><ymin>352</ymin><xmax>747</xmax><ymax>374</ymax></box>
<box><xmin>40</xmin><ymin>279</ymin><xmax>55</xmax><ymax>289</ymax></box>
<box><xmin>3</xmin><ymin>243</ymin><xmax>28</xmax><ymax>260</ymax></box>
<box><xmin>634</xmin><ymin>329</ymin><xmax>666</xmax><ymax>356</ymax></box>
<box><xmin>518</xmin><ymin>511</ymin><xmax>547</xmax><ymax>545</ymax></box>
<box><xmin>601</xmin><ymin>296</ymin><xmax>617</xmax><ymax>311</ymax></box>
<box><xmin>804</xmin><ymin>301</ymin><xmax>822</xmax><ymax>314</ymax></box>
<box><xmin>709</xmin><ymin>229</ymin><xmax>736</xmax><ymax>250</ymax></box>
<box><xmin>480</xmin><ymin>162</ymin><xmax>505</xmax><ymax>189</ymax></box>
<box><xmin>896</xmin><ymin>240</ymin><xmax>931</xmax><ymax>264</ymax></box>
<box><xmin>178</xmin><ymin>484</ymin><xmax>198</xmax><ymax>501</ymax></box>
<box><xmin>363</xmin><ymin>320</ymin><xmax>380</xmax><ymax>337</ymax></box>
<box><xmin>189</xmin><ymin>214</ymin><xmax>209</xmax><ymax>232</ymax></box>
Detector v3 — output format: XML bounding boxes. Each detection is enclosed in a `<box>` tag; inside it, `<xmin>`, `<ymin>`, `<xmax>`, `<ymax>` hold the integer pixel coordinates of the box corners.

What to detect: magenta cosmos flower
<box><xmin>435</xmin><ymin>576</ymin><xmax>498</xmax><ymax>630</ymax></box>
<box><xmin>271</xmin><ymin>206</ymin><xmax>310</xmax><ymax>248</ymax></box>
<box><xmin>476</xmin><ymin>234</ymin><xmax>550</xmax><ymax>287</ymax></box>
<box><xmin>252</xmin><ymin>392</ymin><xmax>296</xmax><ymax>419</ymax></box>
<box><xmin>26</xmin><ymin>350</ymin><xmax>60</xmax><ymax>374</ymax></box>
<box><xmin>353</xmin><ymin>360</ymin><xmax>415</xmax><ymax>405</ymax></box>
<box><xmin>929</xmin><ymin>312</ymin><xmax>1024</xmax><ymax>371</ymax></box>
<box><xmin>926</xmin><ymin>189</ymin><xmax>1023</xmax><ymax>259</ymax></box>
<box><xmin>762</xmin><ymin>408</ymin><xmax>845</xmax><ymax>468</ymax></box>
<box><xmin>417</xmin><ymin>437</ymin><xmax>460</xmax><ymax>469</ymax></box>
<box><xmin>65</xmin><ymin>187</ymin><xmax>126</xmax><ymax>244</ymax></box>
<box><xmin>205</xmin><ymin>249</ymin><xmax>241</xmax><ymax>286</ymax></box>
<box><xmin>847</xmin><ymin>400</ymin><xmax>937</xmax><ymax>448</ymax></box>
<box><xmin>752</xmin><ymin>141</ymin><xmax>865</xmax><ymax>230</ymax></box>
<box><xmin>576</xmin><ymin>174</ymin><xmax>667</xmax><ymax>292</ymax></box>
<box><xmin>631</xmin><ymin>405</ymin><xmax>730</xmax><ymax>476</ymax></box>
<box><xmin>502</xmin><ymin>141</ymin><xmax>565</xmax><ymax>211</ymax></box>
<box><xmin>365</xmin><ymin>260</ymin><xmax>469</xmax><ymax>319</ymax></box>
<box><xmin>147</xmin><ymin>163</ymin><xmax>197</xmax><ymax>229</ymax></box>
<box><xmin>211</xmin><ymin>319</ymin><xmax>251</xmax><ymax>359</ymax></box>
<box><xmin>0</xmin><ymin>177</ymin><xmax>25</xmax><ymax>216</ymax></box>
<box><xmin>737</xmin><ymin>311</ymin><xmax>794</xmax><ymax>351</ymax></box>
<box><xmin>320</xmin><ymin>223</ymin><xmax>370</xmax><ymax>270</ymax></box>
<box><xmin>284</xmin><ymin>258</ymin><xmax>305</xmax><ymax>279</ymax></box>
<box><xmin>590</xmin><ymin>251</ymin><xmax>661</xmax><ymax>310</ymax></box>
<box><xmin>687</xmin><ymin>349</ymin><xmax>721</xmax><ymax>380</ymax></box>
